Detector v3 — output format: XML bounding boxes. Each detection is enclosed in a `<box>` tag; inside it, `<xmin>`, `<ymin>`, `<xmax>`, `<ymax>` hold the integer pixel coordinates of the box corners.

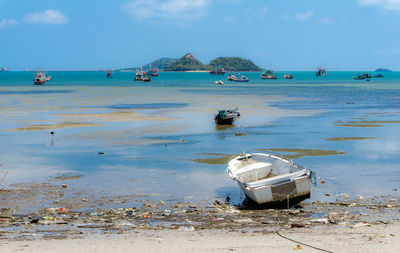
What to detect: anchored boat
<box><xmin>214</xmin><ymin>108</ymin><xmax>240</xmax><ymax>125</ymax></box>
<box><xmin>353</xmin><ymin>73</ymin><xmax>372</xmax><ymax>80</ymax></box>
<box><xmin>147</xmin><ymin>66</ymin><xmax>159</xmax><ymax>76</ymax></box>
<box><xmin>316</xmin><ymin>67</ymin><xmax>326</xmax><ymax>77</ymax></box>
<box><xmin>227</xmin><ymin>153</ymin><xmax>312</xmax><ymax>208</ymax></box>
<box><xmin>33</xmin><ymin>71</ymin><xmax>51</xmax><ymax>85</ymax></box>
<box><xmin>233</xmin><ymin>73</ymin><xmax>249</xmax><ymax>82</ymax></box>
<box><xmin>134</xmin><ymin>67</ymin><xmax>151</xmax><ymax>82</ymax></box>
<box><xmin>210</xmin><ymin>66</ymin><xmax>226</xmax><ymax>75</ymax></box>
<box><xmin>261</xmin><ymin>70</ymin><xmax>277</xmax><ymax>80</ymax></box>
<box><xmin>106</xmin><ymin>70</ymin><xmax>113</xmax><ymax>78</ymax></box>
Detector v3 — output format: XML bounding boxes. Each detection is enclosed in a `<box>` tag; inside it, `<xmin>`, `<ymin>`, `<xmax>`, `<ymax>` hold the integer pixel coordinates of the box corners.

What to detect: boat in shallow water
<box><xmin>106</xmin><ymin>70</ymin><xmax>113</xmax><ymax>78</ymax></box>
<box><xmin>227</xmin><ymin>153</ymin><xmax>312</xmax><ymax>208</ymax></box>
<box><xmin>214</xmin><ymin>108</ymin><xmax>240</xmax><ymax>125</ymax></box>
<box><xmin>33</xmin><ymin>71</ymin><xmax>51</xmax><ymax>85</ymax></box>
<box><xmin>261</xmin><ymin>70</ymin><xmax>277</xmax><ymax>80</ymax></box>
<box><xmin>210</xmin><ymin>66</ymin><xmax>226</xmax><ymax>75</ymax></box>
<box><xmin>316</xmin><ymin>67</ymin><xmax>327</xmax><ymax>77</ymax></box>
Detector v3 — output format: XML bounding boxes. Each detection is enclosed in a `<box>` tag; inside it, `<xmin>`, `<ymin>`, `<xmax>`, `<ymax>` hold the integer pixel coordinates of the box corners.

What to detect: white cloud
<box><xmin>358</xmin><ymin>0</ymin><xmax>400</xmax><ymax>11</ymax></box>
<box><xmin>24</xmin><ymin>9</ymin><xmax>68</xmax><ymax>24</ymax></box>
<box><xmin>294</xmin><ymin>10</ymin><xmax>314</xmax><ymax>21</ymax></box>
<box><xmin>373</xmin><ymin>48</ymin><xmax>385</xmax><ymax>54</ymax></box>
<box><xmin>0</xmin><ymin>18</ymin><xmax>17</xmax><ymax>29</ymax></box>
<box><xmin>318</xmin><ymin>17</ymin><xmax>332</xmax><ymax>24</ymax></box>
<box><xmin>259</xmin><ymin>6</ymin><xmax>269</xmax><ymax>18</ymax></box>
<box><xmin>123</xmin><ymin>0</ymin><xmax>212</xmax><ymax>20</ymax></box>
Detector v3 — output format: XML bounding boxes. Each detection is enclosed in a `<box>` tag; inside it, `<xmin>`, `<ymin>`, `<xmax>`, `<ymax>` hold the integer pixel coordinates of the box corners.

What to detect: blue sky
<box><xmin>1</xmin><ymin>0</ymin><xmax>400</xmax><ymax>70</ymax></box>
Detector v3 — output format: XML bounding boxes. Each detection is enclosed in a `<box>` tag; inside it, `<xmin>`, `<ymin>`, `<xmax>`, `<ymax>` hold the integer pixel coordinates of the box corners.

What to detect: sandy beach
<box><xmin>2</xmin><ymin>223</ymin><xmax>400</xmax><ymax>252</ymax></box>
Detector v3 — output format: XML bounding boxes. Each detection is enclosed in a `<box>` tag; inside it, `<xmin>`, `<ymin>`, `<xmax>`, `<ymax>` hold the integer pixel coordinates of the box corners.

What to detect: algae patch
<box><xmin>326</xmin><ymin>137</ymin><xmax>377</xmax><ymax>142</ymax></box>
<box><xmin>335</xmin><ymin>120</ymin><xmax>400</xmax><ymax>128</ymax></box>
<box><xmin>192</xmin><ymin>153</ymin><xmax>234</xmax><ymax>165</ymax></box>
<box><xmin>9</xmin><ymin>122</ymin><xmax>102</xmax><ymax>131</ymax></box>
<box><xmin>259</xmin><ymin>148</ymin><xmax>347</xmax><ymax>159</ymax></box>
<box><xmin>55</xmin><ymin>175</ymin><xmax>83</xmax><ymax>180</ymax></box>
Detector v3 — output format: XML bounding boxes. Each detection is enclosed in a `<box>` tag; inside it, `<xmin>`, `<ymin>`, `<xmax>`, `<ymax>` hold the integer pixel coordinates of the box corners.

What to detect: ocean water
<box><xmin>0</xmin><ymin>71</ymin><xmax>399</xmax><ymax>207</ymax></box>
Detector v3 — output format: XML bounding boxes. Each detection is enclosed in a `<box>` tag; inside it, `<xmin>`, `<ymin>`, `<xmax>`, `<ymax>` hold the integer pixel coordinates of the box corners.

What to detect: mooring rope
<box><xmin>275</xmin><ymin>215</ymin><xmax>334</xmax><ymax>253</ymax></box>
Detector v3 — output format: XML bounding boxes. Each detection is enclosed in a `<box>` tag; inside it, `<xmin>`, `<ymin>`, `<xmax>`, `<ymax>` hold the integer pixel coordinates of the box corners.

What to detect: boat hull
<box><xmin>261</xmin><ymin>76</ymin><xmax>277</xmax><ymax>80</ymax></box>
<box><xmin>227</xmin><ymin>153</ymin><xmax>312</xmax><ymax>208</ymax></box>
<box><xmin>239</xmin><ymin>175</ymin><xmax>311</xmax><ymax>206</ymax></box>
<box><xmin>214</xmin><ymin>116</ymin><xmax>236</xmax><ymax>125</ymax></box>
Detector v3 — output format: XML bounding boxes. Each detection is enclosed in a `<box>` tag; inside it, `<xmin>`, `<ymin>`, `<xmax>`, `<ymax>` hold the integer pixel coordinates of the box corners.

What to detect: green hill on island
<box><xmin>375</xmin><ymin>68</ymin><xmax>392</xmax><ymax>72</ymax></box>
<box><xmin>120</xmin><ymin>57</ymin><xmax>177</xmax><ymax>71</ymax></box>
<box><xmin>143</xmin><ymin>58</ymin><xmax>177</xmax><ymax>70</ymax></box>
<box><xmin>209</xmin><ymin>57</ymin><xmax>262</xmax><ymax>71</ymax></box>
<box><xmin>164</xmin><ymin>53</ymin><xmax>262</xmax><ymax>71</ymax></box>
<box><xmin>164</xmin><ymin>53</ymin><xmax>211</xmax><ymax>71</ymax></box>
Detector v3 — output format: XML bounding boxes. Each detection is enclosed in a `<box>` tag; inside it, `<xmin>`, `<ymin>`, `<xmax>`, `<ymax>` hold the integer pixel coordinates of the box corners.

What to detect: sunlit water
<box><xmin>0</xmin><ymin>71</ymin><xmax>399</xmax><ymax>206</ymax></box>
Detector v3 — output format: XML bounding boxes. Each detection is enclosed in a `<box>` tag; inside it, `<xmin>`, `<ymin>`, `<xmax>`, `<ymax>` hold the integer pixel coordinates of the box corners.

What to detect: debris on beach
<box><xmin>0</xmin><ymin>181</ymin><xmax>399</xmax><ymax>240</ymax></box>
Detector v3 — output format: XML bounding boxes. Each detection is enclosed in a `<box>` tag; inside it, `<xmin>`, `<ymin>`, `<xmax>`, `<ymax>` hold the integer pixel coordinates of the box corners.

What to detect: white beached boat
<box><xmin>227</xmin><ymin>153</ymin><xmax>312</xmax><ymax>207</ymax></box>
<box><xmin>215</xmin><ymin>80</ymin><xmax>224</xmax><ymax>85</ymax></box>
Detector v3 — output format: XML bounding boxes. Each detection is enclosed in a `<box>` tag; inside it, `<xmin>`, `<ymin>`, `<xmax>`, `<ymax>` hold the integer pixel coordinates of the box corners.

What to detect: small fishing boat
<box><xmin>261</xmin><ymin>70</ymin><xmax>277</xmax><ymax>80</ymax></box>
<box><xmin>353</xmin><ymin>73</ymin><xmax>372</xmax><ymax>80</ymax></box>
<box><xmin>147</xmin><ymin>66</ymin><xmax>159</xmax><ymax>76</ymax></box>
<box><xmin>134</xmin><ymin>68</ymin><xmax>145</xmax><ymax>81</ymax></box>
<box><xmin>284</xmin><ymin>74</ymin><xmax>293</xmax><ymax>79</ymax></box>
<box><xmin>227</xmin><ymin>74</ymin><xmax>237</xmax><ymax>81</ymax></box>
<box><xmin>33</xmin><ymin>71</ymin><xmax>51</xmax><ymax>85</ymax></box>
<box><xmin>214</xmin><ymin>108</ymin><xmax>240</xmax><ymax>125</ymax></box>
<box><xmin>227</xmin><ymin>153</ymin><xmax>312</xmax><ymax>207</ymax></box>
<box><xmin>215</xmin><ymin>80</ymin><xmax>224</xmax><ymax>85</ymax></box>
<box><xmin>210</xmin><ymin>66</ymin><xmax>226</xmax><ymax>75</ymax></box>
<box><xmin>373</xmin><ymin>74</ymin><xmax>384</xmax><ymax>78</ymax></box>
<box><xmin>316</xmin><ymin>67</ymin><xmax>326</xmax><ymax>77</ymax></box>
<box><xmin>233</xmin><ymin>73</ymin><xmax>249</xmax><ymax>82</ymax></box>
<box><xmin>142</xmin><ymin>75</ymin><xmax>151</xmax><ymax>82</ymax></box>
<box><xmin>106</xmin><ymin>70</ymin><xmax>113</xmax><ymax>78</ymax></box>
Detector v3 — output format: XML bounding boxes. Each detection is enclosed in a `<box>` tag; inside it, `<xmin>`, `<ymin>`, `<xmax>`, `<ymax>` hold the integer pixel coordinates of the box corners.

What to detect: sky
<box><xmin>1</xmin><ymin>0</ymin><xmax>400</xmax><ymax>70</ymax></box>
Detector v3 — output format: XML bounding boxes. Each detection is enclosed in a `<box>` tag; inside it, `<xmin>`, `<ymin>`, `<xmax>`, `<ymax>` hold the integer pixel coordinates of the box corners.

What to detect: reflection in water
<box><xmin>214</xmin><ymin>124</ymin><xmax>235</xmax><ymax>131</ymax></box>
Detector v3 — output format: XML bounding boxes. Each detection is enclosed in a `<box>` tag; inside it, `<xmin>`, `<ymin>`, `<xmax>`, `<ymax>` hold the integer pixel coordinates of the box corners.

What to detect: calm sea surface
<box><xmin>0</xmin><ymin>71</ymin><xmax>399</xmax><ymax>206</ymax></box>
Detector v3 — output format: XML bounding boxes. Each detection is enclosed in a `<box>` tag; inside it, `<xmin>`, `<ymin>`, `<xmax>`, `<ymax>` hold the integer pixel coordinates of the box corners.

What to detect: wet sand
<box><xmin>0</xmin><ymin>180</ymin><xmax>399</xmax><ymax>252</ymax></box>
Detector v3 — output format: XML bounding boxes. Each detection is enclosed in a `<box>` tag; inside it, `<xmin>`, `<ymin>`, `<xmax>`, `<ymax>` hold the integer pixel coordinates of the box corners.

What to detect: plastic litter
<box><xmin>310</xmin><ymin>218</ymin><xmax>329</xmax><ymax>224</ymax></box>
<box><xmin>178</xmin><ymin>226</ymin><xmax>195</xmax><ymax>232</ymax></box>
<box><xmin>351</xmin><ymin>222</ymin><xmax>370</xmax><ymax>228</ymax></box>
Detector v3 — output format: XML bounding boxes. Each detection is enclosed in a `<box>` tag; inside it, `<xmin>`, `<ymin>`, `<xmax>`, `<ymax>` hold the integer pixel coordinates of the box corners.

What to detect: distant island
<box><xmin>209</xmin><ymin>57</ymin><xmax>262</xmax><ymax>71</ymax></box>
<box><xmin>120</xmin><ymin>58</ymin><xmax>177</xmax><ymax>71</ymax></box>
<box><xmin>163</xmin><ymin>53</ymin><xmax>262</xmax><ymax>72</ymax></box>
<box><xmin>375</xmin><ymin>68</ymin><xmax>392</xmax><ymax>72</ymax></box>
<box><xmin>164</xmin><ymin>53</ymin><xmax>211</xmax><ymax>71</ymax></box>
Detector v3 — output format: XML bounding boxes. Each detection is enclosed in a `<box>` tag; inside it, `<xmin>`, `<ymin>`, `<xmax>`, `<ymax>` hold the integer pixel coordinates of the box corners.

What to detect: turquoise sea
<box><xmin>0</xmin><ymin>71</ymin><xmax>399</xmax><ymax>208</ymax></box>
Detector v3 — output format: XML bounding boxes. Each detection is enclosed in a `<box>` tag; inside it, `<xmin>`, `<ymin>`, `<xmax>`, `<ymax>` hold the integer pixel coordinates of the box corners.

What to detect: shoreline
<box><xmin>2</xmin><ymin>223</ymin><xmax>400</xmax><ymax>252</ymax></box>
<box><xmin>0</xmin><ymin>181</ymin><xmax>399</xmax><ymax>252</ymax></box>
